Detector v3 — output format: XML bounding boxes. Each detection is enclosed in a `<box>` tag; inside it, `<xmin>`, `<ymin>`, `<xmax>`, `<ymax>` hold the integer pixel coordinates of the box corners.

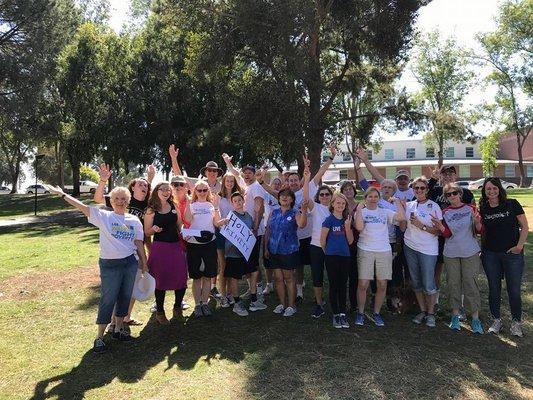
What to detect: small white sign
<box><xmin>181</xmin><ymin>228</ymin><xmax>202</xmax><ymax>238</ymax></box>
<box><xmin>220</xmin><ymin>211</ymin><xmax>256</xmax><ymax>261</ymax></box>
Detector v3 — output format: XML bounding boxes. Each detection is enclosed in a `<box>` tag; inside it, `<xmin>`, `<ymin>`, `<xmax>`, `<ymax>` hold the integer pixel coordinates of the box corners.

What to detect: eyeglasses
<box><xmin>206</xmin><ymin>168</ymin><xmax>218</xmax><ymax>173</ymax></box>
<box><xmin>445</xmin><ymin>191</ymin><xmax>460</xmax><ymax>198</ymax></box>
<box><xmin>196</xmin><ymin>188</ymin><xmax>209</xmax><ymax>193</ymax></box>
<box><xmin>319</xmin><ymin>192</ymin><xmax>331</xmax><ymax>197</ymax></box>
<box><xmin>413</xmin><ymin>186</ymin><xmax>427</xmax><ymax>191</ymax></box>
<box><xmin>171</xmin><ymin>182</ymin><xmax>185</xmax><ymax>187</ymax></box>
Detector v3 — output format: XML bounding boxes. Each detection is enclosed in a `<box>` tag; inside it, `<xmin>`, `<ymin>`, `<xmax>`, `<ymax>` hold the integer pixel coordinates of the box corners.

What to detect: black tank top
<box><xmin>153</xmin><ymin>204</ymin><xmax>180</xmax><ymax>243</ymax></box>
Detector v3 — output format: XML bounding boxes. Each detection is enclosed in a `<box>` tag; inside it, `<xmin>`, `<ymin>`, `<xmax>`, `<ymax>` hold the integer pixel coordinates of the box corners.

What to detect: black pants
<box><xmin>155</xmin><ymin>288</ymin><xmax>186</xmax><ymax>312</ymax></box>
<box><xmin>325</xmin><ymin>255</ymin><xmax>350</xmax><ymax>315</ymax></box>
<box><xmin>348</xmin><ymin>247</ymin><xmax>358</xmax><ymax>311</ymax></box>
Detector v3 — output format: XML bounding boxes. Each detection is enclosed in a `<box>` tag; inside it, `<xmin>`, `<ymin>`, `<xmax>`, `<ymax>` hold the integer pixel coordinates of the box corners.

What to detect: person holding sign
<box><xmin>320</xmin><ymin>193</ymin><xmax>354</xmax><ymax>329</ymax></box>
<box><xmin>220</xmin><ymin>192</ymin><xmax>267</xmax><ymax>316</ymax></box>
<box><xmin>264</xmin><ymin>177</ymin><xmax>309</xmax><ymax>317</ymax></box>
<box><xmin>144</xmin><ymin>182</ymin><xmax>188</xmax><ymax>325</ymax></box>
<box><xmin>183</xmin><ymin>181</ymin><xmax>225</xmax><ymax>317</ymax></box>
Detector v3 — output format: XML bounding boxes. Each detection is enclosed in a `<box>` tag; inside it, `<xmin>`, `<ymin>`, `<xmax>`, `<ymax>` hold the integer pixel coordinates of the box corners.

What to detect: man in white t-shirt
<box><xmin>356</xmin><ymin>148</ymin><xmax>414</xmax><ymax>201</ymax></box>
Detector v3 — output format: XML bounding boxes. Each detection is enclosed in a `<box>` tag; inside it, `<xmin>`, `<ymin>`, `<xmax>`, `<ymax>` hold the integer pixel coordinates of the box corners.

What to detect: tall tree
<box><xmin>475</xmin><ymin>0</ymin><xmax>532</xmax><ymax>186</ymax></box>
<box><xmin>177</xmin><ymin>0</ymin><xmax>428</xmax><ymax>172</ymax></box>
<box><xmin>409</xmin><ymin>31</ymin><xmax>477</xmax><ymax>166</ymax></box>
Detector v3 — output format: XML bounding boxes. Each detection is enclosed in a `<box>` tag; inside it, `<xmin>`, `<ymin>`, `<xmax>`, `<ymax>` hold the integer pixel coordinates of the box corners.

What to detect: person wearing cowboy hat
<box><xmin>168</xmin><ymin>145</ymin><xmax>223</xmax><ymax>194</ymax></box>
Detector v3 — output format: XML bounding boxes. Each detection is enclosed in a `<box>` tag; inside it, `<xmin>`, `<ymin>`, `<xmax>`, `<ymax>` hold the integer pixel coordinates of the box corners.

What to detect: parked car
<box><xmin>64</xmin><ymin>180</ymin><xmax>100</xmax><ymax>194</ymax></box>
<box><xmin>468</xmin><ymin>178</ymin><xmax>518</xmax><ymax>190</ymax></box>
<box><xmin>456</xmin><ymin>180</ymin><xmax>471</xmax><ymax>189</ymax></box>
<box><xmin>0</xmin><ymin>186</ymin><xmax>11</xmax><ymax>194</ymax></box>
<box><xmin>26</xmin><ymin>184</ymin><xmax>50</xmax><ymax>194</ymax></box>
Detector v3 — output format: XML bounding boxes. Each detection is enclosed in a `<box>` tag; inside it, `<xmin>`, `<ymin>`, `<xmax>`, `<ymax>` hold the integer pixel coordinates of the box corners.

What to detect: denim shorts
<box><xmin>403</xmin><ymin>245</ymin><xmax>438</xmax><ymax>295</ymax></box>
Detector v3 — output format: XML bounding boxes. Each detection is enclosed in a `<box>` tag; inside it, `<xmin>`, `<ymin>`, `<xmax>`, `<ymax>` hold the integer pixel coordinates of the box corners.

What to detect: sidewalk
<box><xmin>0</xmin><ymin>211</ymin><xmax>85</xmax><ymax>228</ymax></box>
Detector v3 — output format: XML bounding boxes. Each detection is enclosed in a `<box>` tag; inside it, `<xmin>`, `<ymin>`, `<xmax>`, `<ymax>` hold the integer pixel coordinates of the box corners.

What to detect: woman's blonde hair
<box><xmin>443</xmin><ymin>182</ymin><xmax>463</xmax><ymax>196</ymax></box>
<box><xmin>191</xmin><ymin>180</ymin><xmax>213</xmax><ymax>203</ymax></box>
<box><xmin>109</xmin><ymin>186</ymin><xmax>131</xmax><ymax>204</ymax></box>
<box><xmin>329</xmin><ymin>192</ymin><xmax>350</xmax><ymax>219</ymax></box>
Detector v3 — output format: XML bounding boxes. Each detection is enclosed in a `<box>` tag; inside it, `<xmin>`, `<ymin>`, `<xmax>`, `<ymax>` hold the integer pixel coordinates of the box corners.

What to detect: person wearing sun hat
<box><xmin>168</xmin><ymin>144</ymin><xmax>223</xmax><ymax>194</ymax></box>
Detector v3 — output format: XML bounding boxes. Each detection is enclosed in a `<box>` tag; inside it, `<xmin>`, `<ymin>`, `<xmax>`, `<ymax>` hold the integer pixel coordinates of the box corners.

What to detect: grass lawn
<box><xmin>0</xmin><ymin>194</ymin><xmax>95</xmax><ymax>220</ymax></box>
<box><xmin>0</xmin><ymin>191</ymin><xmax>532</xmax><ymax>399</ymax></box>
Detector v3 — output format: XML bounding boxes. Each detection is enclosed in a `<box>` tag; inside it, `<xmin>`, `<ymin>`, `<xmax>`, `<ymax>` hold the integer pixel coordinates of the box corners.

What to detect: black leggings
<box><xmin>155</xmin><ymin>288</ymin><xmax>186</xmax><ymax>312</ymax></box>
<box><xmin>325</xmin><ymin>255</ymin><xmax>350</xmax><ymax>315</ymax></box>
<box><xmin>348</xmin><ymin>247</ymin><xmax>358</xmax><ymax>310</ymax></box>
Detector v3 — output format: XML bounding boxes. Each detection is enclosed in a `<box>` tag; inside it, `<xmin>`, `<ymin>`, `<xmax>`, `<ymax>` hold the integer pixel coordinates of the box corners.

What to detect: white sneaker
<box><xmin>227</xmin><ymin>295</ymin><xmax>236</xmax><ymax>306</ymax></box>
<box><xmin>283</xmin><ymin>306</ymin><xmax>296</xmax><ymax>317</ymax></box>
<box><xmin>488</xmin><ymin>318</ymin><xmax>503</xmax><ymax>334</ymax></box>
<box><xmin>150</xmin><ymin>302</ymin><xmax>157</xmax><ymax>313</ymax></box>
<box><xmin>510</xmin><ymin>321</ymin><xmax>523</xmax><ymax>337</ymax></box>
<box><xmin>233</xmin><ymin>302</ymin><xmax>249</xmax><ymax>317</ymax></box>
<box><xmin>220</xmin><ymin>296</ymin><xmax>230</xmax><ymax>308</ymax></box>
<box><xmin>262</xmin><ymin>283</ymin><xmax>273</xmax><ymax>295</ymax></box>
<box><xmin>249</xmin><ymin>300</ymin><xmax>267</xmax><ymax>312</ymax></box>
<box><xmin>273</xmin><ymin>304</ymin><xmax>285</xmax><ymax>314</ymax></box>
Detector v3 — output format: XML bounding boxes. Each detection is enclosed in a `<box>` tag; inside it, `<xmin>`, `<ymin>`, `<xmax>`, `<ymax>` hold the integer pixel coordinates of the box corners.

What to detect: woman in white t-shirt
<box><xmin>184</xmin><ymin>181</ymin><xmax>225</xmax><ymax>317</ymax></box>
<box><xmin>303</xmin><ymin>168</ymin><xmax>333</xmax><ymax>319</ymax></box>
<box><xmin>215</xmin><ymin>173</ymin><xmax>244</xmax><ymax>306</ymax></box>
<box><xmin>49</xmin><ymin>185</ymin><xmax>147</xmax><ymax>354</ymax></box>
<box><xmin>401</xmin><ymin>177</ymin><xmax>443</xmax><ymax>328</ymax></box>
<box><xmin>354</xmin><ymin>188</ymin><xmax>405</xmax><ymax>327</ymax></box>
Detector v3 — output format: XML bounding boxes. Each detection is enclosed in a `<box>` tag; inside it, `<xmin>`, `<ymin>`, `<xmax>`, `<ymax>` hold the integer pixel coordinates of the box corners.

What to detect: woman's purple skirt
<box><xmin>148</xmin><ymin>241</ymin><xmax>188</xmax><ymax>290</ymax></box>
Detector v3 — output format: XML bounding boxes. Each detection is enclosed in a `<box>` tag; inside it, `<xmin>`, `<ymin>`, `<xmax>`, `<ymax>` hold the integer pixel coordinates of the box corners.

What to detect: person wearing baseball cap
<box><xmin>356</xmin><ymin>149</ymin><xmax>414</xmax><ymax>201</ymax></box>
<box><xmin>168</xmin><ymin>145</ymin><xmax>223</xmax><ymax>194</ymax></box>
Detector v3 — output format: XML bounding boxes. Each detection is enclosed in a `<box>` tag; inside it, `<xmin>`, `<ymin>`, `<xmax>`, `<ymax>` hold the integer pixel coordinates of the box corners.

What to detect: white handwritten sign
<box><xmin>220</xmin><ymin>211</ymin><xmax>256</xmax><ymax>261</ymax></box>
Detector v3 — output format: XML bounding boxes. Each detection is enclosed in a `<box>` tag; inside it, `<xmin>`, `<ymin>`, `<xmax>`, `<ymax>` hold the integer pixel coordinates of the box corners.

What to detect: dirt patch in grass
<box><xmin>0</xmin><ymin>264</ymin><xmax>99</xmax><ymax>301</ymax></box>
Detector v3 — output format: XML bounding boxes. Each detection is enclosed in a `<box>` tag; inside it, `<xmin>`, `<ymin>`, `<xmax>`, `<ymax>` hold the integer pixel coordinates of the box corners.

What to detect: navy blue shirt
<box><xmin>322</xmin><ymin>214</ymin><xmax>350</xmax><ymax>257</ymax></box>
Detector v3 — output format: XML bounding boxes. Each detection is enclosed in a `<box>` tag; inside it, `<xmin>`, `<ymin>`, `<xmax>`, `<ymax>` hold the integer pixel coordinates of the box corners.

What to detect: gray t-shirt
<box><xmin>442</xmin><ymin>204</ymin><xmax>481</xmax><ymax>258</ymax></box>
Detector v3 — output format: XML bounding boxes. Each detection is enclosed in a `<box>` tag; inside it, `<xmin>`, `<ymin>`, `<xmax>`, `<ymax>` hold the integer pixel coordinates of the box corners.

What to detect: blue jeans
<box><xmin>404</xmin><ymin>245</ymin><xmax>438</xmax><ymax>295</ymax></box>
<box><xmin>481</xmin><ymin>249</ymin><xmax>524</xmax><ymax>321</ymax></box>
<box><xmin>96</xmin><ymin>254</ymin><xmax>138</xmax><ymax>325</ymax></box>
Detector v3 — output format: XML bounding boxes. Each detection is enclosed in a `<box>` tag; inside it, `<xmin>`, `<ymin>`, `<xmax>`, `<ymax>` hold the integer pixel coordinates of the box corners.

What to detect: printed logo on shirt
<box><xmin>111</xmin><ymin>223</ymin><xmax>135</xmax><ymax>241</ymax></box>
<box><xmin>484</xmin><ymin>211</ymin><xmax>510</xmax><ymax>220</ymax></box>
<box><xmin>446</xmin><ymin>210</ymin><xmax>471</xmax><ymax>223</ymax></box>
<box><xmin>363</xmin><ymin>215</ymin><xmax>387</xmax><ymax>225</ymax></box>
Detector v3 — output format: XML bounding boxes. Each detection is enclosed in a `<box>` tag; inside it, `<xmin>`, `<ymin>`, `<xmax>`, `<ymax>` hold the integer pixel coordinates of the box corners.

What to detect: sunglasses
<box><xmin>445</xmin><ymin>191</ymin><xmax>460</xmax><ymax>198</ymax></box>
<box><xmin>319</xmin><ymin>192</ymin><xmax>331</xmax><ymax>197</ymax></box>
<box><xmin>206</xmin><ymin>168</ymin><xmax>219</xmax><ymax>173</ymax></box>
<box><xmin>196</xmin><ymin>188</ymin><xmax>209</xmax><ymax>193</ymax></box>
<box><xmin>413</xmin><ymin>186</ymin><xmax>427</xmax><ymax>191</ymax></box>
<box><xmin>171</xmin><ymin>182</ymin><xmax>186</xmax><ymax>187</ymax></box>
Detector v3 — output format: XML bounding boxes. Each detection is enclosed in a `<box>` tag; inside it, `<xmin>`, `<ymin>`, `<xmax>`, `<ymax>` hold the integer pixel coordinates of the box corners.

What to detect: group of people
<box><xmin>48</xmin><ymin>144</ymin><xmax>528</xmax><ymax>353</ymax></box>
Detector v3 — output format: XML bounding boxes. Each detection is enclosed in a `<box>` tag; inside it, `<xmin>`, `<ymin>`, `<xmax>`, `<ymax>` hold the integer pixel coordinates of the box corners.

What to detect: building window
<box><xmin>505</xmin><ymin>165</ymin><xmax>515</xmax><ymax>177</ymax></box>
<box><xmin>426</xmin><ymin>148</ymin><xmax>435</xmax><ymax>158</ymax></box>
<box><xmin>465</xmin><ymin>147</ymin><xmax>474</xmax><ymax>158</ymax></box>
<box><xmin>445</xmin><ymin>147</ymin><xmax>455</xmax><ymax>158</ymax></box>
<box><xmin>342</xmin><ymin>152</ymin><xmax>351</xmax><ymax>162</ymax></box>
<box><xmin>385</xmin><ymin>149</ymin><xmax>394</xmax><ymax>160</ymax></box>
<box><xmin>406</xmin><ymin>148</ymin><xmax>415</xmax><ymax>159</ymax></box>
<box><xmin>339</xmin><ymin>170</ymin><xmax>348</xmax><ymax>180</ymax></box>
<box><xmin>459</xmin><ymin>165</ymin><xmax>470</xmax><ymax>178</ymax></box>
<box><xmin>527</xmin><ymin>165</ymin><xmax>533</xmax><ymax>178</ymax></box>
<box><xmin>366</xmin><ymin>150</ymin><xmax>373</xmax><ymax>160</ymax></box>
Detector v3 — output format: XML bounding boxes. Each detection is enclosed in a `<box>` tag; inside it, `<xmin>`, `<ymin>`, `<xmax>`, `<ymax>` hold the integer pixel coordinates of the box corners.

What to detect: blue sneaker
<box><xmin>373</xmin><ymin>313</ymin><xmax>385</xmax><ymax>327</ymax></box>
<box><xmin>471</xmin><ymin>318</ymin><xmax>484</xmax><ymax>334</ymax></box>
<box><xmin>311</xmin><ymin>304</ymin><xmax>325</xmax><ymax>319</ymax></box>
<box><xmin>355</xmin><ymin>312</ymin><xmax>365</xmax><ymax>326</ymax></box>
<box><xmin>449</xmin><ymin>315</ymin><xmax>461</xmax><ymax>331</ymax></box>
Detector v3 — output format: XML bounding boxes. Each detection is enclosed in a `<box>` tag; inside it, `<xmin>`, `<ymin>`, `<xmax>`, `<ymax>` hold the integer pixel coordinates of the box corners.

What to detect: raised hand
<box><xmin>48</xmin><ymin>185</ymin><xmax>66</xmax><ymax>197</ymax></box>
<box><xmin>98</xmin><ymin>163</ymin><xmax>112</xmax><ymax>181</ymax></box>
<box><xmin>147</xmin><ymin>164</ymin><xmax>156</xmax><ymax>182</ymax></box>
<box><xmin>430</xmin><ymin>212</ymin><xmax>443</xmax><ymax>230</ymax></box>
<box><xmin>302</xmin><ymin>153</ymin><xmax>311</xmax><ymax>169</ymax></box>
<box><xmin>222</xmin><ymin>153</ymin><xmax>233</xmax><ymax>164</ymax></box>
<box><xmin>344</xmin><ymin>213</ymin><xmax>353</xmax><ymax>229</ymax></box>
<box><xmin>152</xmin><ymin>225</ymin><xmax>163</xmax><ymax>233</ymax></box>
<box><xmin>303</xmin><ymin>167</ymin><xmax>311</xmax><ymax>181</ymax></box>
<box><xmin>355</xmin><ymin>147</ymin><xmax>368</xmax><ymax>162</ymax></box>
<box><xmin>255</xmin><ymin>169</ymin><xmax>265</xmax><ymax>182</ymax></box>
<box><xmin>329</xmin><ymin>144</ymin><xmax>337</xmax><ymax>158</ymax></box>
<box><xmin>168</xmin><ymin>144</ymin><xmax>179</xmax><ymax>159</ymax></box>
<box><xmin>356</xmin><ymin>201</ymin><xmax>365</xmax><ymax>212</ymax></box>
<box><xmin>212</xmin><ymin>193</ymin><xmax>221</xmax><ymax>208</ymax></box>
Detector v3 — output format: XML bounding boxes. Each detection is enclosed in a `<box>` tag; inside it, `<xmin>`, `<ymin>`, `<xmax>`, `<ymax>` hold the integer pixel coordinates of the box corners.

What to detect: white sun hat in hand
<box><xmin>132</xmin><ymin>269</ymin><xmax>155</xmax><ymax>302</ymax></box>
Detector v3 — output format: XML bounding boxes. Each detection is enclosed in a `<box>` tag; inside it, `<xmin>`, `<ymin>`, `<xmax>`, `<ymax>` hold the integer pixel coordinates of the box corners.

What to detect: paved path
<box><xmin>0</xmin><ymin>211</ymin><xmax>85</xmax><ymax>228</ymax></box>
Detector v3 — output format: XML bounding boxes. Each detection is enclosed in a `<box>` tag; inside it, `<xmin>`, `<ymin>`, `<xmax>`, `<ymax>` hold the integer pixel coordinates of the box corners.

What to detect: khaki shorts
<box><xmin>357</xmin><ymin>248</ymin><xmax>393</xmax><ymax>280</ymax></box>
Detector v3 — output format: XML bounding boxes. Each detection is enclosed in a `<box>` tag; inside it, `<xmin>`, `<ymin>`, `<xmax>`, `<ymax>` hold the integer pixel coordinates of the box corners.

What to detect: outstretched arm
<box><xmin>94</xmin><ymin>163</ymin><xmax>111</xmax><ymax>204</ymax></box>
<box><xmin>311</xmin><ymin>145</ymin><xmax>337</xmax><ymax>186</ymax></box>
<box><xmin>168</xmin><ymin>144</ymin><xmax>183</xmax><ymax>176</ymax></box>
<box><xmin>49</xmin><ymin>186</ymin><xmax>90</xmax><ymax>217</ymax></box>
<box><xmin>302</xmin><ymin>166</ymin><xmax>314</xmax><ymax>211</ymax></box>
<box><xmin>222</xmin><ymin>153</ymin><xmax>241</xmax><ymax>178</ymax></box>
<box><xmin>356</xmin><ymin>147</ymin><xmax>385</xmax><ymax>183</ymax></box>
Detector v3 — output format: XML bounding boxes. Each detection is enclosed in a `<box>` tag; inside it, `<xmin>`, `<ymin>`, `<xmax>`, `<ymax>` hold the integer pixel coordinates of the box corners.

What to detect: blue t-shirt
<box><xmin>322</xmin><ymin>214</ymin><xmax>350</xmax><ymax>257</ymax></box>
<box><xmin>268</xmin><ymin>208</ymin><xmax>299</xmax><ymax>255</ymax></box>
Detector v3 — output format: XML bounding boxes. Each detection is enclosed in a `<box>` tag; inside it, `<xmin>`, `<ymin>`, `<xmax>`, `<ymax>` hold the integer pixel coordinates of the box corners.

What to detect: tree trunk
<box><xmin>68</xmin><ymin>153</ymin><xmax>81</xmax><ymax>197</ymax></box>
<box><xmin>9</xmin><ymin>166</ymin><xmax>19</xmax><ymax>194</ymax></box>
<box><xmin>517</xmin><ymin>131</ymin><xmax>526</xmax><ymax>187</ymax></box>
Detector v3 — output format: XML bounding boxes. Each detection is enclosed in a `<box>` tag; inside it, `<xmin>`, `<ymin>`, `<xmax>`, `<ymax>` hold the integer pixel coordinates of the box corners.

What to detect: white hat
<box><xmin>131</xmin><ymin>269</ymin><xmax>155</xmax><ymax>302</ymax></box>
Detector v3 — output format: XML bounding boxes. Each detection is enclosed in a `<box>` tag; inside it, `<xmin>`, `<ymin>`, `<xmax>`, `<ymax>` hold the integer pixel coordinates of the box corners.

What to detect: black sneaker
<box><xmin>311</xmin><ymin>304</ymin><xmax>325</xmax><ymax>319</ymax></box>
<box><xmin>295</xmin><ymin>295</ymin><xmax>303</xmax><ymax>305</ymax></box>
<box><xmin>210</xmin><ymin>287</ymin><xmax>222</xmax><ymax>300</ymax></box>
<box><xmin>93</xmin><ymin>337</ymin><xmax>106</xmax><ymax>353</ymax></box>
<box><xmin>112</xmin><ymin>328</ymin><xmax>133</xmax><ymax>341</ymax></box>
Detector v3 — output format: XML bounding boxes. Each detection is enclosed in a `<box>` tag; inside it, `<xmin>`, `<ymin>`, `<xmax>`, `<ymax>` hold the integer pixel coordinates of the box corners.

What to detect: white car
<box><xmin>456</xmin><ymin>181</ymin><xmax>471</xmax><ymax>189</ymax></box>
<box><xmin>64</xmin><ymin>180</ymin><xmax>100</xmax><ymax>194</ymax></box>
<box><xmin>0</xmin><ymin>186</ymin><xmax>11</xmax><ymax>194</ymax></box>
<box><xmin>468</xmin><ymin>178</ymin><xmax>518</xmax><ymax>190</ymax></box>
<box><xmin>26</xmin><ymin>184</ymin><xmax>50</xmax><ymax>194</ymax></box>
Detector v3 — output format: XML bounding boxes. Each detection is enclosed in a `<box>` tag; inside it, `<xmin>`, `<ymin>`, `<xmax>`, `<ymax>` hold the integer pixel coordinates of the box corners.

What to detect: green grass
<box><xmin>0</xmin><ymin>194</ymin><xmax>95</xmax><ymax>219</ymax></box>
<box><xmin>0</xmin><ymin>192</ymin><xmax>532</xmax><ymax>399</ymax></box>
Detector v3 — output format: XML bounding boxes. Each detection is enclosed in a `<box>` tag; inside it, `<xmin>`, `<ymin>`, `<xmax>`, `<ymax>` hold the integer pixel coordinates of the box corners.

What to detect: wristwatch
<box><xmin>422</xmin><ymin>225</ymin><xmax>427</xmax><ymax>231</ymax></box>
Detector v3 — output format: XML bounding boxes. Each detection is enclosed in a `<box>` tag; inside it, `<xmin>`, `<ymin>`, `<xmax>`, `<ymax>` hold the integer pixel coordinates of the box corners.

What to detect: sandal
<box><xmin>124</xmin><ymin>318</ymin><xmax>143</xmax><ymax>326</ymax></box>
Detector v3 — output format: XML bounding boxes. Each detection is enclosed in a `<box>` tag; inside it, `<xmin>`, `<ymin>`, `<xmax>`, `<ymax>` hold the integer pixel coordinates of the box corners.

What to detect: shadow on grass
<box><xmin>0</xmin><ymin>219</ymin><xmax>99</xmax><ymax>243</ymax></box>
